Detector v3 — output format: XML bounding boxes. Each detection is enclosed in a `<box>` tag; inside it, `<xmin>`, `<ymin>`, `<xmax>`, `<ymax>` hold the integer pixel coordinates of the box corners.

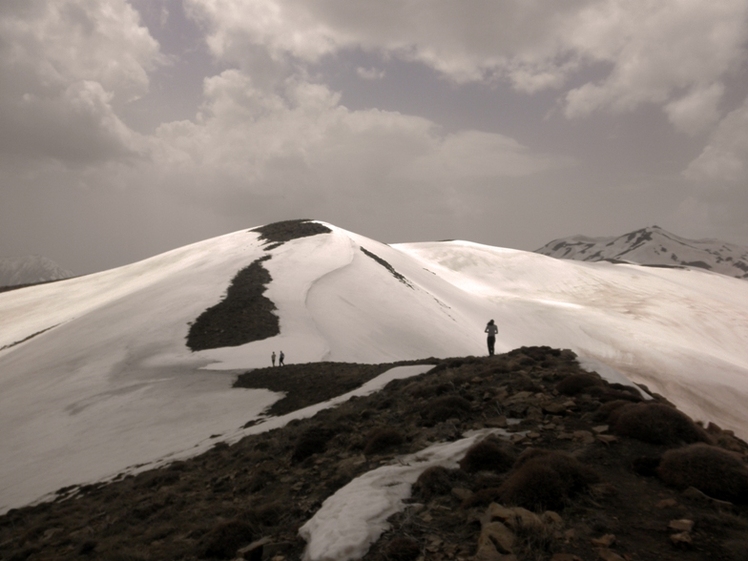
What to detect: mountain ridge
<box><xmin>535</xmin><ymin>225</ymin><xmax>748</xmax><ymax>280</ymax></box>
<box><xmin>0</xmin><ymin>255</ymin><xmax>73</xmax><ymax>289</ymax></box>
<box><xmin>1</xmin><ymin>219</ymin><xmax>747</xmax><ymax>519</ymax></box>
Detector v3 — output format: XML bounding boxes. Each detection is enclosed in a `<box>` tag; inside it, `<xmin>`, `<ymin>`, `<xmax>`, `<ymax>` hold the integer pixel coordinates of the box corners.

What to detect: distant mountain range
<box><xmin>0</xmin><ymin>255</ymin><xmax>73</xmax><ymax>289</ymax></box>
<box><xmin>535</xmin><ymin>225</ymin><xmax>748</xmax><ymax>280</ymax></box>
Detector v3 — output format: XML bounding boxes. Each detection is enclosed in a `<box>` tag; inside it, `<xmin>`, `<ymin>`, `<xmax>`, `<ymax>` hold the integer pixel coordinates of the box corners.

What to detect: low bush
<box><xmin>555</xmin><ymin>373</ymin><xmax>602</xmax><ymax>396</ymax></box>
<box><xmin>611</xmin><ymin>402</ymin><xmax>712</xmax><ymax>446</ymax></box>
<box><xmin>292</xmin><ymin>428</ymin><xmax>333</xmax><ymax>463</ymax></box>
<box><xmin>363</xmin><ymin>428</ymin><xmax>405</xmax><ymax>456</ymax></box>
<box><xmin>498</xmin><ymin>450</ymin><xmax>599</xmax><ymax>512</ymax></box>
<box><xmin>458</xmin><ymin>438</ymin><xmax>515</xmax><ymax>473</ymax></box>
<box><xmin>421</xmin><ymin>395</ymin><xmax>472</xmax><ymax>425</ymax></box>
<box><xmin>383</xmin><ymin>536</ymin><xmax>421</xmax><ymax>561</ymax></box>
<box><xmin>657</xmin><ymin>443</ymin><xmax>748</xmax><ymax>503</ymax></box>
<box><xmin>198</xmin><ymin>519</ymin><xmax>254</xmax><ymax>559</ymax></box>
<box><xmin>412</xmin><ymin>466</ymin><xmax>465</xmax><ymax>500</ymax></box>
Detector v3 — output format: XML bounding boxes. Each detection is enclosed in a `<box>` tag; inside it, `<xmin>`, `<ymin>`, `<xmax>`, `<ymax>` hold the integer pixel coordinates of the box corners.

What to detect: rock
<box><xmin>542</xmin><ymin>510</ymin><xmax>563</xmax><ymax>526</ymax></box>
<box><xmin>655</xmin><ymin>498</ymin><xmax>678</xmax><ymax>509</ymax></box>
<box><xmin>668</xmin><ymin>519</ymin><xmax>694</xmax><ymax>532</ymax></box>
<box><xmin>670</xmin><ymin>531</ymin><xmax>693</xmax><ymax>547</ymax></box>
<box><xmin>551</xmin><ymin>554</ymin><xmax>583</xmax><ymax>561</ymax></box>
<box><xmin>478</xmin><ymin>521</ymin><xmax>516</xmax><ymax>554</ymax></box>
<box><xmin>597</xmin><ymin>549</ymin><xmax>626</xmax><ymax>561</ymax></box>
<box><xmin>238</xmin><ymin>537</ymin><xmax>272</xmax><ymax>560</ymax></box>
<box><xmin>452</xmin><ymin>487</ymin><xmax>473</xmax><ymax>501</ymax></box>
<box><xmin>592</xmin><ymin>425</ymin><xmax>609</xmax><ymax>433</ymax></box>
<box><xmin>596</xmin><ymin>434</ymin><xmax>618</xmax><ymax>445</ymax></box>
<box><xmin>591</xmin><ymin>534</ymin><xmax>616</xmax><ymax>547</ymax></box>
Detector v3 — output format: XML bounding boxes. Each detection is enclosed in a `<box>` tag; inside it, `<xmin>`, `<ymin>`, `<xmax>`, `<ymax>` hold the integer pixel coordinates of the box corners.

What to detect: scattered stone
<box><xmin>670</xmin><ymin>531</ymin><xmax>693</xmax><ymax>547</ymax></box>
<box><xmin>551</xmin><ymin>554</ymin><xmax>583</xmax><ymax>561</ymax></box>
<box><xmin>597</xmin><ymin>549</ymin><xmax>626</xmax><ymax>561</ymax></box>
<box><xmin>668</xmin><ymin>519</ymin><xmax>694</xmax><ymax>532</ymax></box>
<box><xmin>479</xmin><ymin>521</ymin><xmax>515</xmax><ymax>554</ymax></box>
<box><xmin>591</xmin><ymin>534</ymin><xmax>616</xmax><ymax>547</ymax></box>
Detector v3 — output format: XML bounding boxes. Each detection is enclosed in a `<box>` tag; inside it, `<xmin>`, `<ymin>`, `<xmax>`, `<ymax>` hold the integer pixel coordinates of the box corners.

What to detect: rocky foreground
<box><xmin>2</xmin><ymin>347</ymin><xmax>748</xmax><ymax>561</ymax></box>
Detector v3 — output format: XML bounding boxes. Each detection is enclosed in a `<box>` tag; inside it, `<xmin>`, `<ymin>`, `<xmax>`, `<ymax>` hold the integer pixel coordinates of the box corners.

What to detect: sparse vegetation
<box><xmin>1</xmin><ymin>346</ymin><xmax>747</xmax><ymax>561</ymax></box>
<box><xmin>611</xmin><ymin>402</ymin><xmax>712</xmax><ymax>445</ymax></box>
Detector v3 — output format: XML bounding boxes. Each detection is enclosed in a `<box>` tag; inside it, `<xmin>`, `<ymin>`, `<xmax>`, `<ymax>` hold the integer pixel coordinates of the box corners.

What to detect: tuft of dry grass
<box><xmin>364</xmin><ymin>428</ymin><xmax>405</xmax><ymax>456</ymax></box>
<box><xmin>198</xmin><ymin>519</ymin><xmax>254</xmax><ymax>560</ymax></box>
<box><xmin>611</xmin><ymin>402</ymin><xmax>712</xmax><ymax>446</ymax></box>
<box><xmin>555</xmin><ymin>373</ymin><xmax>602</xmax><ymax>396</ymax></box>
<box><xmin>498</xmin><ymin>450</ymin><xmax>599</xmax><ymax>512</ymax></box>
<box><xmin>657</xmin><ymin>443</ymin><xmax>748</xmax><ymax>503</ymax></box>
<box><xmin>458</xmin><ymin>438</ymin><xmax>515</xmax><ymax>474</ymax></box>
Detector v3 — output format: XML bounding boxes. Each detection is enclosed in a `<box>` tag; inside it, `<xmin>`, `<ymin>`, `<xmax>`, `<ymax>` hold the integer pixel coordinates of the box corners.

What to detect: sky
<box><xmin>1</xmin><ymin>0</ymin><xmax>748</xmax><ymax>275</ymax></box>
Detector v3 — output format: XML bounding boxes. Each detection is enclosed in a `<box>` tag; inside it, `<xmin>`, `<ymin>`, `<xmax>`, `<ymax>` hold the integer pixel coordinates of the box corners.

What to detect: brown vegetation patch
<box><xmin>657</xmin><ymin>443</ymin><xmax>748</xmax><ymax>503</ymax></box>
<box><xmin>458</xmin><ymin>437</ymin><xmax>515</xmax><ymax>474</ymax></box>
<box><xmin>363</xmin><ymin>428</ymin><xmax>405</xmax><ymax>456</ymax></box>
<box><xmin>611</xmin><ymin>402</ymin><xmax>712</xmax><ymax>446</ymax></box>
<box><xmin>2</xmin><ymin>345</ymin><xmax>747</xmax><ymax>561</ymax></box>
<box><xmin>555</xmin><ymin>373</ymin><xmax>603</xmax><ymax>396</ymax></box>
<box><xmin>186</xmin><ymin>256</ymin><xmax>278</xmax><ymax>351</ymax></box>
<box><xmin>498</xmin><ymin>450</ymin><xmax>600</xmax><ymax>512</ymax></box>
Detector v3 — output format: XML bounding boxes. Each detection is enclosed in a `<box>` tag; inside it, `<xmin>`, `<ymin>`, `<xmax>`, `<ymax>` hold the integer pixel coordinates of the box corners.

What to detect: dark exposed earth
<box><xmin>2</xmin><ymin>347</ymin><xmax>748</xmax><ymax>561</ymax></box>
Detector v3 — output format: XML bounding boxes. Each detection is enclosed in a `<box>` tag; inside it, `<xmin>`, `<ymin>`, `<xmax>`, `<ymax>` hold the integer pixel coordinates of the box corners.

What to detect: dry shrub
<box><xmin>421</xmin><ymin>395</ymin><xmax>472</xmax><ymax>425</ymax></box>
<box><xmin>384</xmin><ymin>536</ymin><xmax>421</xmax><ymax>561</ymax></box>
<box><xmin>198</xmin><ymin>519</ymin><xmax>254</xmax><ymax>559</ymax></box>
<box><xmin>555</xmin><ymin>373</ymin><xmax>602</xmax><ymax>396</ymax></box>
<box><xmin>657</xmin><ymin>443</ymin><xmax>748</xmax><ymax>503</ymax></box>
<box><xmin>412</xmin><ymin>466</ymin><xmax>464</xmax><ymax>500</ymax></box>
<box><xmin>461</xmin><ymin>487</ymin><xmax>503</xmax><ymax>509</ymax></box>
<box><xmin>458</xmin><ymin>438</ymin><xmax>515</xmax><ymax>473</ymax></box>
<box><xmin>364</xmin><ymin>428</ymin><xmax>404</xmax><ymax>456</ymax></box>
<box><xmin>593</xmin><ymin>399</ymin><xmax>631</xmax><ymax>423</ymax></box>
<box><xmin>611</xmin><ymin>402</ymin><xmax>712</xmax><ymax>446</ymax></box>
<box><xmin>498</xmin><ymin>451</ymin><xmax>599</xmax><ymax>512</ymax></box>
<box><xmin>292</xmin><ymin>428</ymin><xmax>333</xmax><ymax>463</ymax></box>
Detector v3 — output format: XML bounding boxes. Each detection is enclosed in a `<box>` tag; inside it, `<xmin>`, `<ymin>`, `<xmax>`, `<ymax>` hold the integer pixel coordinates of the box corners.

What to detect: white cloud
<box><xmin>356</xmin><ymin>67</ymin><xmax>385</xmax><ymax>80</ymax></box>
<box><xmin>151</xmin><ymin>70</ymin><xmax>569</xmax><ymax>217</ymax></box>
<box><xmin>0</xmin><ymin>0</ymin><xmax>162</xmax><ymax>163</ymax></box>
<box><xmin>684</xmin><ymin>96</ymin><xmax>748</xmax><ymax>183</ymax></box>
<box><xmin>186</xmin><ymin>0</ymin><xmax>748</xmax><ymax>128</ymax></box>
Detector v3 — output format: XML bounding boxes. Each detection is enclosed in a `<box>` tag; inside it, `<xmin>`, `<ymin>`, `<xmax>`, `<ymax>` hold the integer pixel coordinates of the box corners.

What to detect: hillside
<box><xmin>535</xmin><ymin>226</ymin><xmax>748</xmax><ymax>280</ymax></box>
<box><xmin>1</xmin><ymin>347</ymin><xmax>747</xmax><ymax>561</ymax></box>
<box><xmin>0</xmin><ymin>256</ymin><xmax>73</xmax><ymax>289</ymax></box>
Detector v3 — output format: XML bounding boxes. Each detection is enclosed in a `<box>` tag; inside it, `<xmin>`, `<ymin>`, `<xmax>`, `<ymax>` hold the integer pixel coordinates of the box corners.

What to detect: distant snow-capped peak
<box><xmin>535</xmin><ymin>225</ymin><xmax>748</xmax><ymax>280</ymax></box>
<box><xmin>0</xmin><ymin>255</ymin><xmax>73</xmax><ymax>289</ymax></box>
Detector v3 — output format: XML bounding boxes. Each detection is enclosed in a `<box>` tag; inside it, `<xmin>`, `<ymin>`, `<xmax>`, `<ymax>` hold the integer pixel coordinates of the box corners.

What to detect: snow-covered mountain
<box><xmin>1</xmin><ymin>219</ymin><xmax>748</xmax><ymax>514</ymax></box>
<box><xmin>535</xmin><ymin>225</ymin><xmax>748</xmax><ymax>280</ymax></box>
<box><xmin>0</xmin><ymin>255</ymin><xmax>73</xmax><ymax>288</ymax></box>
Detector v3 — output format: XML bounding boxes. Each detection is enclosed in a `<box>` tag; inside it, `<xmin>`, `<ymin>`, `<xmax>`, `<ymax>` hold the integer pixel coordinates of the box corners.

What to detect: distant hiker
<box><xmin>271</xmin><ymin>351</ymin><xmax>276</xmax><ymax>367</ymax></box>
<box><xmin>279</xmin><ymin>350</ymin><xmax>285</xmax><ymax>366</ymax></box>
<box><xmin>485</xmin><ymin>319</ymin><xmax>498</xmax><ymax>356</ymax></box>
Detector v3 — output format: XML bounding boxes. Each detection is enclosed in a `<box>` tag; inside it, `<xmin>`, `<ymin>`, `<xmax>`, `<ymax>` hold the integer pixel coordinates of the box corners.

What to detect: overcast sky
<box><xmin>2</xmin><ymin>0</ymin><xmax>748</xmax><ymax>274</ymax></box>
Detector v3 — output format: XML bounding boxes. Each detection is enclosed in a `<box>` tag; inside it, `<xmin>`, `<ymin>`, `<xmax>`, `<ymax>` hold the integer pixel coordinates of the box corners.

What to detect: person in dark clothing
<box><xmin>279</xmin><ymin>350</ymin><xmax>285</xmax><ymax>366</ymax></box>
<box><xmin>484</xmin><ymin>319</ymin><xmax>498</xmax><ymax>356</ymax></box>
<box><xmin>271</xmin><ymin>351</ymin><xmax>276</xmax><ymax>367</ymax></box>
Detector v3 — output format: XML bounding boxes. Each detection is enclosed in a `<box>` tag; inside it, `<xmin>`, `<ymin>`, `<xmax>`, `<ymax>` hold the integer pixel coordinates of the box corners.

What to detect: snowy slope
<box><xmin>0</xmin><ymin>255</ymin><xmax>73</xmax><ymax>288</ymax></box>
<box><xmin>535</xmin><ymin>225</ymin><xmax>748</xmax><ymax>280</ymax></box>
<box><xmin>1</xmin><ymin>221</ymin><xmax>748</xmax><ymax>514</ymax></box>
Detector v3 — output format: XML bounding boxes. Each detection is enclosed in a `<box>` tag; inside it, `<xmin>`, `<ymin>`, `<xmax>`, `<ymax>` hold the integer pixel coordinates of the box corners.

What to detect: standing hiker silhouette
<box><xmin>271</xmin><ymin>351</ymin><xmax>276</xmax><ymax>367</ymax></box>
<box><xmin>484</xmin><ymin>319</ymin><xmax>498</xmax><ymax>356</ymax></box>
<box><xmin>279</xmin><ymin>350</ymin><xmax>285</xmax><ymax>366</ymax></box>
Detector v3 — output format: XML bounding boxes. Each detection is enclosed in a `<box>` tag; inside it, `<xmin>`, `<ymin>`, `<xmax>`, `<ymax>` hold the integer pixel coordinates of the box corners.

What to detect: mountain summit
<box><xmin>535</xmin><ymin>226</ymin><xmax>748</xmax><ymax>280</ymax></box>
<box><xmin>1</xmin><ymin>219</ymin><xmax>747</xmax><ymax>516</ymax></box>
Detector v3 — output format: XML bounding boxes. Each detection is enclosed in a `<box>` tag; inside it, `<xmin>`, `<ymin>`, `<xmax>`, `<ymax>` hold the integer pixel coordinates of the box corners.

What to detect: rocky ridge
<box><xmin>1</xmin><ymin>347</ymin><xmax>748</xmax><ymax>561</ymax></box>
<box><xmin>535</xmin><ymin>226</ymin><xmax>748</xmax><ymax>280</ymax></box>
